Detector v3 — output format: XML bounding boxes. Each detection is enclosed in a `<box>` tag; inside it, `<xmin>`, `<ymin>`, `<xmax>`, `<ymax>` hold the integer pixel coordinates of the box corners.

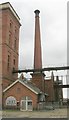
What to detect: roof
<box><xmin>3</xmin><ymin>78</ymin><xmax>42</xmax><ymax>95</ymax></box>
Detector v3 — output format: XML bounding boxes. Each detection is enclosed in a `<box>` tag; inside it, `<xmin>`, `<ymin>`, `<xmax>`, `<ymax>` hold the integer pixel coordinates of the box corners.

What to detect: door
<box><xmin>20</xmin><ymin>96</ymin><xmax>32</xmax><ymax>111</ymax></box>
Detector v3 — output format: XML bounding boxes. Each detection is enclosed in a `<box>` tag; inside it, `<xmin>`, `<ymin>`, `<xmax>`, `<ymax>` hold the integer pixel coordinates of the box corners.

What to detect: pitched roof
<box><xmin>3</xmin><ymin>78</ymin><xmax>42</xmax><ymax>95</ymax></box>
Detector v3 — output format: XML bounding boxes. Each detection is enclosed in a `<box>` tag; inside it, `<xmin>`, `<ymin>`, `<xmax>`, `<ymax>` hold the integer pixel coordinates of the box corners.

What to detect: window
<box><xmin>10</xmin><ymin>20</ymin><xmax>13</xmax><ymax>29</ymax></box>
<box><xmin>22</xmin><ymin>96</ymin><xmax>32</xmax><ymax>100</ymax></box>
<box><xmin>14</xmin><ymin>39</ymin><xmax>16</xmax><ymax>49</ymax></box>
<box><xmin>6</xmin><ymin>96</ymin><xmax>17</xmax><ymax>106</ymax></box>
<box><xmin>13</xmin><ymin>59</ymin><xmax>15</xmax><ymax>65</ymax></box>
<box><xmin>28</xmin><ymin>101</ymin><xmax>32</xmax><ymax>105</ymax></box>
<box><xmin>10</xmin><ymin>22</ymin><xmax>12</xmax><ymax>28</ymax></box>
<box><xmin>7</xmin><ymin>55</ymin><xmax>10</xmax><ymax>70</ymax></box>
<box><xmin>13</xmin><ymin>58</ymin><xmax>16</xmax><ymax>71</ymax></box>
<box><xmin>17</xmin><ymin>88</ymin><xmax>21</xmax><ymax>93</ymax></box>
<box><xmin>9</xmin><ymin>33</ymin><xmax>11</xmax><ymax>45</ymax></box>
<box><xmin>15</xmin><ymin>29</ymin><xmax>16</xmax><ymax>35</ymax></box>
<box><xmin>15</xmin><ymin>26</ymin><xmax>17</xmax><ymax>35</ymax></box>
<box><xmin>13</xmin><ymin>67</ymin><xmax>15</xmax><ymax>71</ymax></box>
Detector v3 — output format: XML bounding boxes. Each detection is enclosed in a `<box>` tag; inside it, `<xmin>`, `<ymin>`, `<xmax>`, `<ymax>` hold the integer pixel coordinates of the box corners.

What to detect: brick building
<box><xmin>0</xmin><ymin>2</ymin><xmax>21</xmax><ymax>90</ymax></box>
<box><xmin>0</xmin><ymin>2</ymin><xmax>63</xmax><ymax>111</ymax></box>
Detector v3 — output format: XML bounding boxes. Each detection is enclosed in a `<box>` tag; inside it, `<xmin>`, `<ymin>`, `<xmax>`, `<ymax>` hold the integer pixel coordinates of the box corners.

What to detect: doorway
<box><xmin>20</xmin><ymin>96</ymin><xmax>32</xmax><ymax>111</ymax></box>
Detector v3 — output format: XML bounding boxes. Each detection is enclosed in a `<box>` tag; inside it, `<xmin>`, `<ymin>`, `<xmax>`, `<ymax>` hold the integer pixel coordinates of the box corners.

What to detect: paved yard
<box><xmin>1</xmin><ymin>108</ymin><xmax>68</xmax><ymax>118</ymax></box>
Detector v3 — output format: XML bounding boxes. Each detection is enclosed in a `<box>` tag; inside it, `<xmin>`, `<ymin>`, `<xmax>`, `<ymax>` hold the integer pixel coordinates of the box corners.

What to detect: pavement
<box><xmin>1</xmin><ymin>108</ymin><xmax>68</xmax><ymax>118</ymax></box>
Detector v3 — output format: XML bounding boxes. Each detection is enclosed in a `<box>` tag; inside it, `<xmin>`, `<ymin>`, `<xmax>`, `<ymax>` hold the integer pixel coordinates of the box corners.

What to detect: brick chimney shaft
<box><xmin>34</xmin><ymin>10</ymin><xmax>42</xmax><ymax>69</ymax></box>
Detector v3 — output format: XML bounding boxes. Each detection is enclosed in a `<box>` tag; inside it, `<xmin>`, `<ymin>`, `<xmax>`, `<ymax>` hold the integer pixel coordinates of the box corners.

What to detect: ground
<box><xmin>1</xmin><ymin>108</ymin><xmax>68</xmax><ymax>118</ymax></box>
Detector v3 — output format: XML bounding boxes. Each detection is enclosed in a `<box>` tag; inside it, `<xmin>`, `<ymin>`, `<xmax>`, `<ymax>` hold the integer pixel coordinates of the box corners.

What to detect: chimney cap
<box><xmin>34</xmin><ymin>9</ymin><xmax>40</xmax><ymax>16</ymax></box>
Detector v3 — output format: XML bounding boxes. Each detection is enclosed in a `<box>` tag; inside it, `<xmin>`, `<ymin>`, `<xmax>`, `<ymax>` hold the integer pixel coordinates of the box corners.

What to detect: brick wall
<box><xmin>45</xmin><ymin>79</ymin><xmax>55</xmax><ymax>102</ymax></box>
<box><xmin>1</xmin><ymin>7</ymin><xmax>21</xmax><ymax>89</ymax></box>
<box><xmin>31</xmin><ymin>72</ymin><xmax>45</xmax><ymax>92</ymax></box>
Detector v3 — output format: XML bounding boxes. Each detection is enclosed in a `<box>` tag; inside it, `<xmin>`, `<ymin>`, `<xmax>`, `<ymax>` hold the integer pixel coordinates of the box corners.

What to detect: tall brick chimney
<box><xmin>31</xmin><ymin>10</ymin><xmax>45</xmax><ymax>92</ymax></box>
<box><xmin>34</xmin><ymin>10</ymin><xmax>42</xmax><ymax>69</ymax></box>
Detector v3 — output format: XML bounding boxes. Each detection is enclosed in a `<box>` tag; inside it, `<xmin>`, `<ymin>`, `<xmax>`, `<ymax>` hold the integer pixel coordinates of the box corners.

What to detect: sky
<box><xmin>1</xmin><ymin>0</ymin><xmax>68</xmax><ymax>98</ymax></box>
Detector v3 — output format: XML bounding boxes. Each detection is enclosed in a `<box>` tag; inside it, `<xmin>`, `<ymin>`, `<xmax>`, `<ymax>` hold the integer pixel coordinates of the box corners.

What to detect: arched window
<box><xmin>6</xmin><ymin>96</ymin><xmax>17</xmax><ymax>106</ymax></box>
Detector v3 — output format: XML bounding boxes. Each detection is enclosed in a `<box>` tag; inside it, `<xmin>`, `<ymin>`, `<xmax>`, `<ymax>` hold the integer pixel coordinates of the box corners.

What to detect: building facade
<box><xmin>3</xmin><ymin>77</ymin><xmax>41</xmax><ymax>110</ymax></box>
<box><xmin>0</xmin><ymin>2</ymin><xmax>21</xmax><ymax>90</ymax></box>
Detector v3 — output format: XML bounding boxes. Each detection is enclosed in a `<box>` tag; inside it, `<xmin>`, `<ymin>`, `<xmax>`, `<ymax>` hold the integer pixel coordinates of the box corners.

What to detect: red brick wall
<box><xmin>3</xmin><ymin>82</ymin><xmax>38</xmax><ymax>109</ymax></box>
<box><xmin>31</xmin><ymin>72</ymin><xmax>45</xmax><ymax>92</ymax></box>
<box><xmin>1</xmin><ymin>8</ymin><xmax>21</xmax><ymax>89</ymax></box>
<box><xmin>45</xmin><ymin>79</ymin><xmax>55</xmax><ymax>102</ymax></box>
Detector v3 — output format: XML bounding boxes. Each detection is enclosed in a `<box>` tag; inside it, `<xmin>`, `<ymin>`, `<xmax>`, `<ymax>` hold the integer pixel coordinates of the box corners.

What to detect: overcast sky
<box><xmin>18</xmin><ymin>0</ymin><xmax>67</xmax><ymax>69</ymax></box>
<box><xmin>1</xmin><ymin>0</ymin><xmax>68</xmax><ymax>98</ymax></box>
<box><xmin>1</xmin><ymin>0</ymin><xmax>67</xmax><ymax>69</ymax></box>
